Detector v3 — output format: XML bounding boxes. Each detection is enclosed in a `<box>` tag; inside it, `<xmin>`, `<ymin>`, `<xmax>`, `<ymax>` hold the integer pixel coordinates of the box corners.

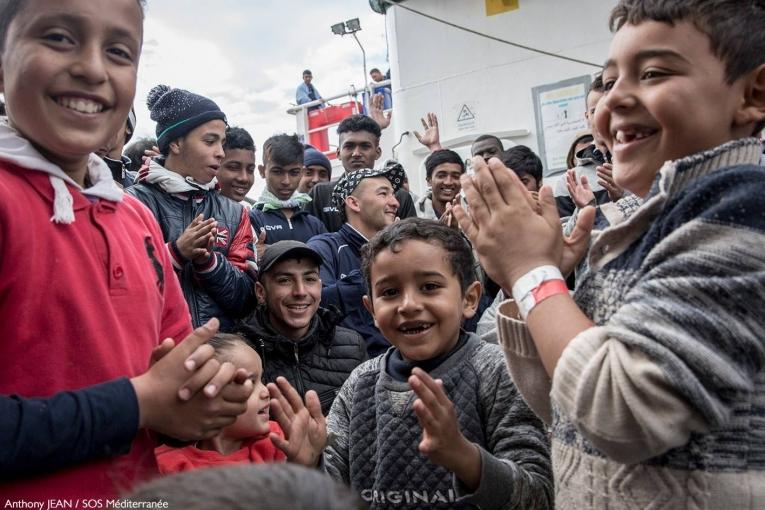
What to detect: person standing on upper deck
<box><xmin>296</xmin><ymin>70</ymin><xmax>324</xmax><ymax>111</ymax></box>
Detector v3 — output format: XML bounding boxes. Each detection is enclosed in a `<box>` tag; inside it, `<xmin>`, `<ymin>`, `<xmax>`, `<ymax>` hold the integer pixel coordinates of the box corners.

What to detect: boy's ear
<box><xmin>362</xmin><ymin>294</ymin><xmax>375</xmax><ymax>319</ymax></box>
<box><xmin>374</xmin><ymin>145</ymin><xmax>382</xmax><ymax>161</ymax></box>
<box><xmin>258</xmin><ymin>164</ymin><xmax>266</xmax><ymax>179</ymax></box>
<box><xmin>169</xmin><ymin>139</ymin><xmax>182</xmax><ymax>155</ymax></box>
<box><xmin>255</xmin><ymin>281</ymin><xmax>266</xmax><ymax>305</ymax></box>
<box><xmin>734</xmin><ymin>63</ymin><xmax>765</xmax><ymax>133</ymax></box>
<box><xmin>461</xmin><ymin>280</ymin><xmax>482</xmax><ymax>321</ymax></box>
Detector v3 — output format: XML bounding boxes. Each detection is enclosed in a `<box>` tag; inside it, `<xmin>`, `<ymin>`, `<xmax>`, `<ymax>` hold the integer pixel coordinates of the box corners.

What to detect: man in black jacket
<box><xmin>305</xmin><ymin>114</ymin><xmax>416</xmax><ymax>232</ymax></box>
<box><xmin>238</xmin><ymin>241</ymin><xmax>366</xmax><ymax>415</ymax></box>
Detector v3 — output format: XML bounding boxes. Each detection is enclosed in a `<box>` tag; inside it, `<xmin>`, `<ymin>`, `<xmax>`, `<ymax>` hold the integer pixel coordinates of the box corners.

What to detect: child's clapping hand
<box><xmin>409</xmin><ymin>367</ymin><xmax>482</xmax><ymax>491</ymax></box>
<box><xmin>268</xmin><ymin>377</ymin><xmax>327</xmax><ymax>467</ymax></box>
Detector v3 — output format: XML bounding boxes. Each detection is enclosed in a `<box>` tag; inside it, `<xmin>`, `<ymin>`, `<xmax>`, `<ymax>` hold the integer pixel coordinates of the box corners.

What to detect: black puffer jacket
<box><xmin>127</xmin><ymin>182</ymin><xmax>257</xmax><ymax>331</ymax></box>
<box><xmin>237</xmin><ymin>306</ymin><xmax>367</xmax><ymax>415</ymax></box>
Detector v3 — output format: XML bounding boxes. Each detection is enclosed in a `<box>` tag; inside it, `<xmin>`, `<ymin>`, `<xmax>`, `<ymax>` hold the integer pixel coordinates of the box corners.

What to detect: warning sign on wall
<box><xmin>454</xmin><ymin>102</ymin><xmax>478</xmax><ymax>132</ymax></box>
<box><xmin>485</xmin><ymin>0</ymin><xmax>519</xmax><ymax>16</ymax></box>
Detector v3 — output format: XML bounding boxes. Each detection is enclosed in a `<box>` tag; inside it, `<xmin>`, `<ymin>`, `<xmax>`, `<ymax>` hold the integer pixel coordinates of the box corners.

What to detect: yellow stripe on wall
<box><xmin>485</xmin><ymin>0</ymin><xmax>519</xmax><ymax>16</ymax></box>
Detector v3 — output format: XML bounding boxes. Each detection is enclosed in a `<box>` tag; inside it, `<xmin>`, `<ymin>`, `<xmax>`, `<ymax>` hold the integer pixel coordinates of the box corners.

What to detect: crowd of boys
<box><xmin>2</xmin><ymin>0</ymin><xmax>765</xmax><ymax>508</ymax></box>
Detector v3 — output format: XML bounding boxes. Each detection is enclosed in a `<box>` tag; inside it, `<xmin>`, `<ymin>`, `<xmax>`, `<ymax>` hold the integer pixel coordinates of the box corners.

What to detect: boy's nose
<box><xmin>70</xmin><ymin>45</ymin><xmax>108</xmax><ymax>84</ymax></box>
<box><xmin>398</xmin><ymin>290</ymin><xmax>423</xmax><ymax>313</ymax></box>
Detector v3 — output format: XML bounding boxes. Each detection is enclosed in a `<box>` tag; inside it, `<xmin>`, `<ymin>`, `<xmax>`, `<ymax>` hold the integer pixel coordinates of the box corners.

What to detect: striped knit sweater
<box><xmin>497</xmin><ymin>138</ymin><xmax>765</xmax><ymax>509</ymax></box>
<box><xmin>324</xmin><ymin>334</ymin><xmax>553</xmax><ymax>509</ymax></box>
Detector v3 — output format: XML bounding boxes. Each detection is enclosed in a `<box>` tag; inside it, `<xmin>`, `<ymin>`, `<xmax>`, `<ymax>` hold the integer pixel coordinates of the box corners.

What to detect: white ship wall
<box><xmin>385</xmin><ymin>0</ymin><xmax>616</xmax><ymax>196</ymax></box>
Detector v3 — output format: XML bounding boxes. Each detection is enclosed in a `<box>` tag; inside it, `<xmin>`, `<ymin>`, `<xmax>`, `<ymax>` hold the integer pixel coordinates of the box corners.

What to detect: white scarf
<box><xmin>0</xmin><ymin>121</ymin><xmax>122</xmax><ymax>224</ymax></box>
<box><xmin>141</xmin><ymin>159</ymin><xmax>218</xmax><ymax>194</ymax></box>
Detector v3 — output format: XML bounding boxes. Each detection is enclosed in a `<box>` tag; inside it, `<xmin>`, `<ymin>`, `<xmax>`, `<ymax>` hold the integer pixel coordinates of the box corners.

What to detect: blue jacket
<box><xmin>307</xmin><ymin>224</ymin><xmax>389</xmax><ymax>357</ymax></box>
<box><xmin>249</xmin><ymin>206</ymin><xmax>327</xmax><ymax>244</ymax></box>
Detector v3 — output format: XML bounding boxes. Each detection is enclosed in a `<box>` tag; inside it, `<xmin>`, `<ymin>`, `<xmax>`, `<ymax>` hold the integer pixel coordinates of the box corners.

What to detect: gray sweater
<box><xmin>499</xmin><ymin>138</ymin><xmax>765</xmax><ymax>508</ymax></box>
<box><xmin>324</xmin><ymin>333</ymin><xmax>552</xmax><ymax>509</ymax></box>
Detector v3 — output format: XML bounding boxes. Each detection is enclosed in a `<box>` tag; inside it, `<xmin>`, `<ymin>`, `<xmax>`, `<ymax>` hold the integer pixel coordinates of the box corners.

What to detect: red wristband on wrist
<box><xmin>530</xmin><ymin>279</ymin><xmax>569</xmax><ymax>306</ymax></box>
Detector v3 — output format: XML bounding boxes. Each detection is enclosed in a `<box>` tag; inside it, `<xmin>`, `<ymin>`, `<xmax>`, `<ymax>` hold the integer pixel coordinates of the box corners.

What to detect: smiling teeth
<box><xmin>615</xmin><ymin>129</ymin><xmax>654</xmax><ymax>143</ymax></box>
<box><xmin>57</xmin><ymin>97</ymin><xmax>104</xmax><ymax>114</ymax></box>
<box><xmin>399</xmin><ymin>322</ymin><xmax>433</xmax><ymax>333</ymax></box>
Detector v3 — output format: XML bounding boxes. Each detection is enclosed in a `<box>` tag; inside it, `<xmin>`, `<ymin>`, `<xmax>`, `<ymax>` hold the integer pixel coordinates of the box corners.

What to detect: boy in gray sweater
<box><xmin>323</xmin><ymin>218</ymin><xmax>552</xmax><ymax>509</ymax></box>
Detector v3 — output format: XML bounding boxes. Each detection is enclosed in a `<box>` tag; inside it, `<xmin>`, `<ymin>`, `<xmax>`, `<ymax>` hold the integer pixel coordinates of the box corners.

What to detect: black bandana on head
<box><xmin>331</xmin><ymin>163</ymin><xmax>406</xmax><ymax>216</ymax></box>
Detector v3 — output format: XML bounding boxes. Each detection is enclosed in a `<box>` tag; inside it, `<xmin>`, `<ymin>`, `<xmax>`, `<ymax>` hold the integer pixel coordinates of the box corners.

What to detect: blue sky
<box><xmin>133</xmin><ymin>0</ymin><xmax>389</xmax><ymax>164</ymax></box>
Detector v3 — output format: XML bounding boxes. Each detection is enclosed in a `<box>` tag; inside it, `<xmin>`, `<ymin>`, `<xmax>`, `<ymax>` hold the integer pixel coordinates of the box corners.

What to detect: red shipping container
<box><xmin>306</xmin><ymin>101</ymin><xmax>362</xmax><ymax>159</ymax></box>
<box><xmin>307</xmin><ymin>101</ymin><xmax>362</xmax><ymax>128</ymax></box>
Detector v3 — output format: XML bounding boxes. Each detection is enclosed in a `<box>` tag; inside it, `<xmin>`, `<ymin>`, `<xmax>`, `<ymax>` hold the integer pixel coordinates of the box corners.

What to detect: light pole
<box><xmin>331</xmin><ymin>18</ymin><xmax>369</xmax><ymax>111</ymax></box>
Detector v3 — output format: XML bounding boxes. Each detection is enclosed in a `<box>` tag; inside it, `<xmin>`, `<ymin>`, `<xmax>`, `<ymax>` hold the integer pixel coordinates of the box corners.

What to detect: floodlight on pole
<box><xmin>331</xmin><ymin>18</ymin><xmax>369</xmax><ymax>112</ymax></box>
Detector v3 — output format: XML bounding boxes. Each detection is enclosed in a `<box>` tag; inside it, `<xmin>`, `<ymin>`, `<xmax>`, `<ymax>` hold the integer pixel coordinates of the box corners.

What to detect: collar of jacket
<box><xmin>339</xmin><ymin>222</ymin><xmax>368</xmax><ymax>256</ymax></box>
<box><xmin>240</xmin><ymin>305</ymin><xmax>342</xmax><ymax>356</ymax></box>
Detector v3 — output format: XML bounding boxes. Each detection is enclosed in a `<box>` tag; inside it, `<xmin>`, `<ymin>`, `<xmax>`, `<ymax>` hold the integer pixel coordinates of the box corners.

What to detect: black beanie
<box><xmin>147</xmin><ymin>84</ymin><xmax>227</xmax><ymax>154</ymax></box>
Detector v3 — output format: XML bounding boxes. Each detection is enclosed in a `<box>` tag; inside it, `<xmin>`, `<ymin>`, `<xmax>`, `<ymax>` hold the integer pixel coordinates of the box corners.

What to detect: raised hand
<box><xmin>560</xmin><ymin>206</ymin><xmax>596</xmax><ymax>277</ymax></box>
<box><xmin>453</xmin><ymin>156</ymin><xmax>562</xmax><ymax>291</ymax></box>
<box><xmin>596</xmin><ymin>163</ymin><xmax>624</xmax><ymax>202</ymax></box>
<box><xmin>369</xmin><ymin>94</ymin><xmax>392</xmax><ymax>130</ymax></box>
<box><xmin>413</xmin><ymin>112</ymin><xmax>442</xmax><ymax>151</ymax></box>
<box><xmin>566</xmin><ymin>169</ymin><xmax>596</xmax><ymax>208</ymax></box>
<box><xmin>255</xmin><ymin>228</ymin><xmax>268</xmax><ymax>263</ymax></box>
<box><xmin>268</xmin><ymin>376</ymin><xmax>327</xmax><ymax>467</ymax></box>
<box><xmin>409</xmin><ymin>368</ymin><xmax>481</xmax><ymax>491</ymax></box>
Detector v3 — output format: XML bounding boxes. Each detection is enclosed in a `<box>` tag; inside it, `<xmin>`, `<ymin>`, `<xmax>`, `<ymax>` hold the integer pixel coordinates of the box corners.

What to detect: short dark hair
<box><xmin>263</xmin><ymin>133</ymin><xmax>303</xmax><ymax>167</ymax></box>
<box><xmin>361</xmin><ymin>218</ymin><xmax>477</xmax><ymax>296</ymax></box>
<box><xmin>501</xmin><ymin>145</ymin><xmax>543</xmax><ymax>185</ymax></box>
<box><xmin>337</xmin><ymin>114</ymin><xmax>381</xmax><ymax>142</ymax></box>
<box><xmin>424</xmin><ymin>149</ymin><xmax>465</xmax><ymax>180</ymax></box>
<box><xmin>610</xmin><ymin>0</ymin><xmax>765</xmax><ymax>83</ymax></box>
<box><xmin>224</xmin><ymin>126</ymin><xmax>255</xmax><ymax>152</ymax></box>
<box><xmin>471</xmin><ymin>134</ymin><xmax>504</xmax><ymax>153</ymax></box>
<box><xmin>127</xmin><ymin>464</ymin><xmax>366</xmax><ymax>510</ymax></box>
<box><xmin>0</xmin><ymin>0</ymin><xmax>146</xmax><ymax>53</ymax></box>
<box><xmin>587</xmin><ymin>73</ymin><xmax>605</xmax><ymax>102</ymax></box>
<box><xmin>303</xmin><ymin>69</ymin><xmax>312</xmax><ymax>76</ymax></box>
<box><xmin>369</xmin><ymin>68</ymin><xmax>381</xmax><ymax>75</ymax></box>
<box><xmin>123</xmin><ymin>137</ymin><xmax>157</xmax><ymax>174</ymax></box>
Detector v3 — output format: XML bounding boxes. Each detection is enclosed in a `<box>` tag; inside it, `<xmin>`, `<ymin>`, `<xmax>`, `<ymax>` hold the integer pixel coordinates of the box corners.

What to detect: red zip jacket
<box><xmin>0</xmin><ymin>163</ymin><xmax>192</xmax><ymax>500</ymax></box>
<box><xmin>155</xmin><ymin>421</ymin><xmax>287</xmax><ymax>474</ymax></box>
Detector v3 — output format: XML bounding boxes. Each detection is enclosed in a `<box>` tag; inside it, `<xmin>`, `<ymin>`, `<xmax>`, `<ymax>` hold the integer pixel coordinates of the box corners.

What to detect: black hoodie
<box><xmin>237</xmin><ymin>306</ymin><xmax>367</xmax><ymax>415</ymax></box>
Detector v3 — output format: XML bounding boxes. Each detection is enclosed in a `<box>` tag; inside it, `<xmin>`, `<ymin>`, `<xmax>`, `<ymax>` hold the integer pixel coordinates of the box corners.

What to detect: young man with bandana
<box><xmin>307</xmin><ymin>165</ymin><xmax>404</xmax><ymax>357</ymax></box>
<box><xmin>128</xmin><ymin>85</ymin><xmax>257</xmax><ymax>332</ymax></box>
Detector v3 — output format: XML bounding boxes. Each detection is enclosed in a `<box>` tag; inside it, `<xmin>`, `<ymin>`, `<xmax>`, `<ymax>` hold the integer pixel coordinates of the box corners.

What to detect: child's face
<box><xmin>596</xmin><ymin>21</ymin><xmax>751</xmax><ymax>197</ymax></box>
<box><xmin>337</xmin><ymin>130</ymin><xmax>381</xmax><ymax>172</ymax></box>
<box><xmin>0</xmin><ymin>0</ymin><xmax>142</xmax><ymax>170</ymax></box>
<box><xmin>218</xmin><ymin>148</ymin><xmax>255</xmax><ymax>202</ymax></box>
<box><xmin>260</xmin><ymin>160</ymin><xmax>303</xmax><ymax>200</ymax></box>
<box><xmin>517</xmin><ymin>171</ymin><xmax>539</xmax><ymax>192</ymax></box>
<box><xmin>170</xmin><ymin>119</ymin><xmax>226</xmax><ymax>184</ymax></box>
<box><xmin>427</xmin><ymin>162</ymin><xmax>463</xmax><ymax>206</ymax></box>
<box><xmin>298</xmin><ymin>164</ymin><xmax>330</xmax><ymax>193</ymax></box>
<box><xmin>363</xmin><ymin>240</ymin><xmax>480</xmax><ymax>362</ymax></box>
<box><xmin>222</xmin><ymin>342</ymin><xmax>271</xmax><ymax>440</ymax></box>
